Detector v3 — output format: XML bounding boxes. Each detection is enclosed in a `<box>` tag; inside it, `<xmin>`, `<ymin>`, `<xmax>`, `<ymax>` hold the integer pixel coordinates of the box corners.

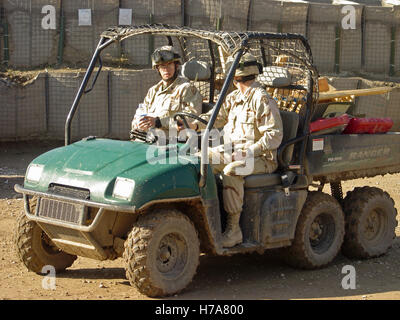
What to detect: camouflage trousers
<box><xmin>208</xmin><ymin>147</ymin><xmax>277</xmax><ymax>215</ymax></box>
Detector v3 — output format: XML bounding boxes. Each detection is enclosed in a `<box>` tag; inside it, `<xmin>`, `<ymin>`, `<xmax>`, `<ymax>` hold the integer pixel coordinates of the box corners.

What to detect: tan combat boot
<box><xmin>221</xmin><ymin>212</ymin><xmax>243</xmax><ymax>248</ymax></box>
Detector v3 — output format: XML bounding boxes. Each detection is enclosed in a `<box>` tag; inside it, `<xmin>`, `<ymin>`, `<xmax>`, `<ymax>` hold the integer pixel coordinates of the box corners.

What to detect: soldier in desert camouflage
<box><xmin>182</xmin><ymin>52</ymin><xmax>284</xmax><ymax>248</ymax></box>
<box><xmin>131</xmin><ymin>45</ymin><xmax>202</xmax><ymax>138</ymax></box>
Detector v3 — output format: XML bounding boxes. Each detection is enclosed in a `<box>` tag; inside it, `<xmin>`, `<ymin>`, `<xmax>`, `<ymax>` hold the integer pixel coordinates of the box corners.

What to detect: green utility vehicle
<box><xmin>14</xmin><ymin>25</ymin><xmax>399</xmax><ymax>297</ymax></box>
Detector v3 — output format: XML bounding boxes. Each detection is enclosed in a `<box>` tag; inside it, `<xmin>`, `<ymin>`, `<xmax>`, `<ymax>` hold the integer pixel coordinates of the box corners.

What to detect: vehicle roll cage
<box><xmin>65</xmin><ymin>24</ymin><xmax>318</xmax><ymax>189</ymax></box>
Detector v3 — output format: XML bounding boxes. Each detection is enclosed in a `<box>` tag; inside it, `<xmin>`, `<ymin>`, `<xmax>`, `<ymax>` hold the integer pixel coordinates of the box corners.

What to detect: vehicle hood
<box><xmin>23</xmin><ymin>138</ymin><xmax>201</xmax><ymax>207</ymax></box>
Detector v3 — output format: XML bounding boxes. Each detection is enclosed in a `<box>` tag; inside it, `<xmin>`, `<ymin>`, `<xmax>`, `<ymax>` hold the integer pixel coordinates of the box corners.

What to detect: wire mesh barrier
<box><xmin>308</xmin><ymin>3</ymin><xmax>339</xmax><ymax>74</ymax></box>
<box><xmin>2</xmin><ymin>70</ymin><xmax>400</xmax><ymax>141</ymax></box>
<box><xmin>120</xmin><ymin>0</ymin><xmax>182</xmax><ymax>66</ymax></box>
<box><xmin>0</xmin><ymin>80</ymin><xmax>17</xmax><ymax>139</ymax></box>
<box><xmin>0</xmin><ymin>73</ymin><xmax>47</xmax><ymax>139</ymax></box>
<box><xmin>47</xmin><ymin>71</ymin><xmax>82</xmax><ymax>140</ymax></box>
<box><xmin>3</xmin><ymin>0</ymin><xmax>60</xmax><ymax>67</ymax></box>
<box><xmin>0</xmin><ymin>0</ymin><xmax>400</xmax><ymax>74</ymax></box>
<box><xmin>109</xmin><ymin>69</ymin><xmax>159</xmax><ymax>139</ymax></box>
<box><xmin>1</xmin><ymin>1</ymin><xmax>400</xmax><ymax>142</ymax></box>
<box><xmin>248</xmin><ymin>0</ymin><xmax>281</xmax><ymax>33</ymax></box>
<box><xmin>363</xmin><ymin>6</ymin><xmax>393</xmax><ymax>74</ymax></box>
<box><xmin>337</xmin><ymin>3</ymin><xmax>363</xmax><ymax>72</ymax></box>
<box><xmin>219</xmin><ymin>0</ymin><xmax>251</xmax><ymax>31</ymax></box>
<box><xmin>184</xmin><ymin>0</ymin><xmax>221</xmax><ymax>30</ymax></box>
<box><xmin>62</xmin><ymin>0</ymin><xmax>120</xmax><ymax>66</ymax></box>
<box><xmin>1</xmin><ymin>76</ymin><xmax>400</xmax><ymax>141</ymax></box>
<box><xmin>394</xmin><ymin>6</ymin><xmax>400</xmax><ymax>76</ymax></box>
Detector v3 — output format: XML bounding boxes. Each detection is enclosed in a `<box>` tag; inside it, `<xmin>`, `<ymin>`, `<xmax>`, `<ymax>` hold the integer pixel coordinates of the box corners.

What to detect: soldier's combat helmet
<box><xmin>226</xmin><ymin>52</ymin><xmax>263</xmax><ymax>77</ymax></box>
<box><xmin>151</xmin><ymin>46</ymin><xmax>181</xmax><ymax>69</ymax></box>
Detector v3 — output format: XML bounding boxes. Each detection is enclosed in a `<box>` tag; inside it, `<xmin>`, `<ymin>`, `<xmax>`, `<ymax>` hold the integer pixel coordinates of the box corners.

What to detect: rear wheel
<box><xmin>14</xmin><ymin>198</ymin><xmax>77</xmax><ymax>273</ymax></box>
<box><xmin>284</xmin><ymin>192</ymin><xmax>345</xmax><ymax>269</ymax></box>
<box><xmin>342</xmin><ymin>187</ymin><xmax>398</xmax><ymax>259</ymax></box>
<box><xmin>124</xmin><ymin>209</ymin><xmax>200</xmax><ymax>297</ymax></box>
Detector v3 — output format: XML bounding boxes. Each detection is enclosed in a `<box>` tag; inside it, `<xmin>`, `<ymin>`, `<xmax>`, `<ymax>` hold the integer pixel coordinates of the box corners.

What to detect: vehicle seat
<box><xmin>181</xmin><ymin>60</ymin><xmax>211</xmax><ymax>81</ymax></box>
<box><xmin>244</xmin><ymin>110</ymin><xmax>299</xmax><ymax>189</ymax></box>
<box><xmin>181</xmin><ymin>59</ymin><xmax>213</xmax><ymax>113</ymax></box>
<box><xmin>258</xmin><ymin>66</ymin><xmax>292</xmax><ymax>88</ymax></box>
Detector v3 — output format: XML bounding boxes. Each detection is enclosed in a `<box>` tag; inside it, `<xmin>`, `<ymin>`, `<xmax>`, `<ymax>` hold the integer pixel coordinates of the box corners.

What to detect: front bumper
<box><xmin>14</xmin><ymin>184</ymin><xmax>136</xmax><ymax>260</ymax></box>
<box><xmin>15</xmin><ymin>184</ymin><xmax>136</xmax><ymax>219</ymax></box>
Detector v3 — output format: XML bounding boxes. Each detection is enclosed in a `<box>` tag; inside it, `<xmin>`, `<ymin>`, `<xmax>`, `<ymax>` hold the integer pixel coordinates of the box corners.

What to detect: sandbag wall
<box><xmin>0</xmin><ymin>69</ymin><xmax>159</xmax><ymax>141</ymax></box>
<box><xmin>1</xmin><ymin>0</ymin><xmax>400</xmax><ymax>75</ymax></box>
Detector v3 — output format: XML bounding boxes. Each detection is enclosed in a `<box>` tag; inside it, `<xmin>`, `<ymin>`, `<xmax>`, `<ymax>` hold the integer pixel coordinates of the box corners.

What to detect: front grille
<box><xmin>38</xmin><ymin>198</ymin><xmax>85</xmax><ymax>224</ymax></box>
<box><xmin>48</xmin><ymin>184</ymin><xmax>90</xmax><ymax>200</ymax></box>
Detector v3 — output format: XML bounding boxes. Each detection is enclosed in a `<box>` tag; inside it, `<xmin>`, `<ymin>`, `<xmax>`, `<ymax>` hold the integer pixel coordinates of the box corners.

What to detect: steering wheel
<box><xmin>173</xmin><ymin>112</ymin><xmax>208</xmax><ymax>129</ymax></box>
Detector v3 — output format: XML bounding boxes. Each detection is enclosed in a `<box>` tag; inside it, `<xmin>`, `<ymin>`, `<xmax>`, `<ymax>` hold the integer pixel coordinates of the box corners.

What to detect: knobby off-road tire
<box><xmin>124</xmin><ymin>209</ymin><xmax>200</xmax><ymax>297</ymax></box>
<box><xmin>342</xmin><ymin>187</ymin><xmax>398</xmax><ymax>259</ymax></box>
<box><xmin>284</xmin><ymin>192</ymin><xmax>345</xmax><ymax>269</ymax></box>
<box><xmin>14</xmin><ymin>197</ymin><xmax>77</xmax><ymax>274</ymax></box>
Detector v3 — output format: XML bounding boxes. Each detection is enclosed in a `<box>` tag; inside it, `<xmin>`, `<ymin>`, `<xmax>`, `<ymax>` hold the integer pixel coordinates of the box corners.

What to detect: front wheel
<box><xmin>283</xmin><ymin>192</ymin><xmax>345</xmax><ymax>269</ymax></box>
<box><xmin>124</xmin><ymin>209</ymin><xmax>200</xmax><ymax>297</ymax></box>
<box><xmin>14</xmin><ymin>201</ymin><xmax>77</xmax><ymax>273</ymax></box>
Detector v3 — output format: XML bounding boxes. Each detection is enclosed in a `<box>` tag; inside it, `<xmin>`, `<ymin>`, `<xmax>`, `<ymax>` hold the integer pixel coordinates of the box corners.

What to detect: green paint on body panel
<box><xmin>24</xmin><ymin>139</ymin><xmax>218</xmax><ymax>209</ymax></box>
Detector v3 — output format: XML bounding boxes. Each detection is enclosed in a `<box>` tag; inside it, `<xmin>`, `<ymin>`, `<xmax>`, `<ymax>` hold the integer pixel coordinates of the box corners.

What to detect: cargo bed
<box><xmin>305</xmin><ymin>132</ymin><xmax>400</xmax><ymax>182</ymax></box>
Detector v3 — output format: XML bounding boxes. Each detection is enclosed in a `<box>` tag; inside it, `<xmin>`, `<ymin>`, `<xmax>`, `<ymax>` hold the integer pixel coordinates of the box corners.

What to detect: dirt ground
<box><xmin>0</xmin><ymin>141</ymin><xmax>399</xmax><ymax>301</ymax></box>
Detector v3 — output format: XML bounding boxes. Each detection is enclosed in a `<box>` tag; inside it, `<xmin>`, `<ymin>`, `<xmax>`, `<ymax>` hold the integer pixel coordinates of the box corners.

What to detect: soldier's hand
<box><xmin>232</xmin><ymin>150</ymin><xmax>247</xmax><ymax>162</ymax></box>
<box><xmin>138</xmin><ymin>116</ymin><xmax>156</xmax><ymax>131</ymax></box>
<box><xmin>176</xmin><ymin>120</ymin><xmax>185</xmax><ymax>132</ymax></box>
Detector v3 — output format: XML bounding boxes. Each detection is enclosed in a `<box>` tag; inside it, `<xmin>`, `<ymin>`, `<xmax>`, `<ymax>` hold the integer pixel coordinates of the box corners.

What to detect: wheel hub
<box><xmin>159</xmin><ymin>245</ymin><xmax>172</xmax><ymax>263</ymax></box>
<box><xmin>364</xmin><ymin>209</ymin><xmax>383</xmax><ymax>241</ymax></box>
<box><xmin>310</xmin><ymin>219</ymin><xmax>323</xmax><ymax>241</ymax></box>
<box><xmin>156</xmin><ymin>233</ymin><xmax>187</xmax><ymax>277</ymax></box>
<box><xmin>309</xmin><ymin>213</ymin><xmax>335</xmax><ymax>254</ymax></box>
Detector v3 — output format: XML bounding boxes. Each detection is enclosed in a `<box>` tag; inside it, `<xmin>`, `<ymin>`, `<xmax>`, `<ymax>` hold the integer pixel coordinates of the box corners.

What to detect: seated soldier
<box><xmin>132</xmin><ymin>46</ymin><xmax>203</xmax><ymax>140</ymax></box>
<box><xmin>181</xmin><ymin>53</ymin><xmax>284</xmax><ymax>248</ymax></box>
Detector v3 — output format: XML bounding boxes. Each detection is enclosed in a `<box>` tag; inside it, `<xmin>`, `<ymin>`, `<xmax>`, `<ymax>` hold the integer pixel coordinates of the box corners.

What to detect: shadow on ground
<box><xmin>55</xmin><ymin>237</ymin><xmax>400</xmax><ymax>300</ymax></box>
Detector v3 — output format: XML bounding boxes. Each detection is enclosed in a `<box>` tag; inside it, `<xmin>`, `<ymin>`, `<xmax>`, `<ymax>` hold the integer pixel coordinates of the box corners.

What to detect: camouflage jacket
<box><xmin>133</xmin><ymin>76</ymin><xmax>203</xmax><ymax>132</ymax></box>
<box><xmin>197</xmin><ymin>81</ymin><xmax>283</xmax><ymax>162</ymax></box>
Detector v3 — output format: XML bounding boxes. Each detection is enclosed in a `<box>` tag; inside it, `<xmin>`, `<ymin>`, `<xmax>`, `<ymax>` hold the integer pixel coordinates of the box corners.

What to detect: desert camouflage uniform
<box><xmin>132</xmin><ymin>76</ymin><xmax>203</xmax><ymax>136</ymax></box>
<box><xmin>196</xmin><ymin>81</ymin><xmax>283</xmax><ymax>216</ymax></box>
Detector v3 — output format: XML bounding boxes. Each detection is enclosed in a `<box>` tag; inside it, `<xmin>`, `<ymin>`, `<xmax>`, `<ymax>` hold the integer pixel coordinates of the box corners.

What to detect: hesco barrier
<box><xmin>0</xmin><ymin>73</ymin><xmax>47</xmax><ymax>139</ymax></box>
<box><xmin>109</xmin><ymin>69</ymin><xmax>159</xmax><ymax>139</ymax></box>
<box><xmin>308</xmin><ymin>3</ymin><xmax>339</xmax><ymax>73</ymax></box>
<box><xmin>337</xmin><ymin>3</ymin><xmax>363</xmax><ymax>72</ymax></box>
<box><xmin>394</xmin><ymin>6</ymin><xmax>400</xmax><ymax>76</ymax></box>
<box><xmin>3</xmin><ymin>0</ymin><xmax>60</xmax><ymax>67</ymax></box>
<box><xmin>1</xmin><ymin>71</ymin><xmax>400</xmax><ymax>141</ymax></box>
<box><xmin>1</xmin><ymin>0</ymin><xmax>400</xmax><ymax>75</ymax></box>
<box><xmin>249</xmin><ymin>1</ymin><xmax>309</xmax><ymax>35</ymax></box>
<box><xmin>119</xmin><ymin>0</ymin><xmax>182</xmax><ymax>66</ymax></box>
<box><xmin>62</xmin><ymin>0</ymin><xmax>120</xmax><ymax>66</ymax></box>
<box><xmin>363</xmin><ymin>6</ymin><xmax>393</xmax><ymax>75</ymax></box>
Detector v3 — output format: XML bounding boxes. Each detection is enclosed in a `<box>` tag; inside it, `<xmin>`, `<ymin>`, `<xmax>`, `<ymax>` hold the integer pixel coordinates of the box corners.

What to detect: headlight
<box><xmin>113</xmin><ymin>177</ymin><xmax>135</xmax><ymax>200</ymax></box>
<box><xmin>26</xmin><ymin>164</ymin><xmax>44</xmax><ymax>183</ymax></box>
